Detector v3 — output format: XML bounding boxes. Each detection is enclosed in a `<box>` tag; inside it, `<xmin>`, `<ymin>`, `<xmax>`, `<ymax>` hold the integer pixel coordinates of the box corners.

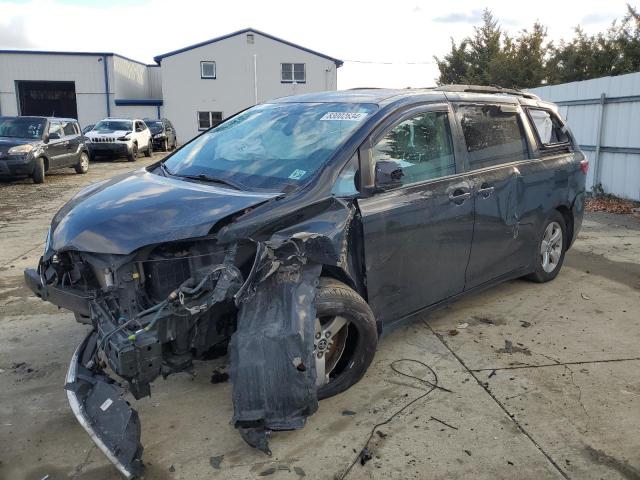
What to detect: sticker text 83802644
<box><xmin>320</xmin><ymin>112</ymin><xmax>368</xmax><ymax>121</ymax></box>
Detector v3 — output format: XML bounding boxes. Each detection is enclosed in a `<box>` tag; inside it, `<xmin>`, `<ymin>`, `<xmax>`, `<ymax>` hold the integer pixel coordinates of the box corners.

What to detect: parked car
<box><xmin>82</xmin><ymin>123</ymin><xmax>95</xmax><ymax>135</ymax></box>
<box><xmin>144</xmin><ymin>117</ymin><xmax>177</xmax><ymax>151</ymax></box>
<box><xmin>85</xmin><ymin>118</ymin><xmax>152</xmax><ymax>161</ymax></box>
<box><xmin>0</xmin><ymin>116</ymin><xmax>89</xmax><ymax>183</ymax></box>
<box><xmin>24</xmin><ymin>86</ymin><xmax>587</xmax><ymax>477</ymax></box>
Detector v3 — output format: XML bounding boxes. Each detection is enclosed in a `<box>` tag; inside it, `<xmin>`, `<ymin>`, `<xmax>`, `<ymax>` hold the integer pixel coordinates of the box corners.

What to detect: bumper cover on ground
<box><xmin>65</xmin><ymin>331</ymin><xmax>144</xmax><ymax>479</ymax></box>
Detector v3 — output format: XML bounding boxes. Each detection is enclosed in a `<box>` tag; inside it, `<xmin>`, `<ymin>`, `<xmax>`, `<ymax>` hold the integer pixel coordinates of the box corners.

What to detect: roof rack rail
<box><xmin>433</xmin><ymin>84</ymin><xmax>540</xmax><ymax>100</ymax></box>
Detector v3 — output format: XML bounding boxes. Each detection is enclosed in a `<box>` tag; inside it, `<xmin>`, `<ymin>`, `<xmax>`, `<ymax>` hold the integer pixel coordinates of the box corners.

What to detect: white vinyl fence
<box><xmin>529</xmin><ymin>72</ymin><xmax>640</xmax><ymax>201</ymax></box>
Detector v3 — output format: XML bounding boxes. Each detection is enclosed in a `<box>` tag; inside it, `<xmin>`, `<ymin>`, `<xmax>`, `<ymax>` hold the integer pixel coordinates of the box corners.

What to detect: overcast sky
<box><xmin>0</xmin><ymin>0</ymin><xmax>632</xmax><ymax>89</ymax></box>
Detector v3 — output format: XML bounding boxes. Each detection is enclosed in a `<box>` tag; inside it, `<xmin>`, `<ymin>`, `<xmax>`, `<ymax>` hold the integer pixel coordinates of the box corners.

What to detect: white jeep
<box><xmin>85</xmin><ymin>118</ymin><xmax>152</xmax><ymax>161</ymax></box>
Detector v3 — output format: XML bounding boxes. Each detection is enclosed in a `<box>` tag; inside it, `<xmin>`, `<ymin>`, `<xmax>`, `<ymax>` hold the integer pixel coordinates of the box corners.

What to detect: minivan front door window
<box><xmin>372</xmin><ymin>111</ymin><xmax>455</xmax><ymax>185</ymax></box>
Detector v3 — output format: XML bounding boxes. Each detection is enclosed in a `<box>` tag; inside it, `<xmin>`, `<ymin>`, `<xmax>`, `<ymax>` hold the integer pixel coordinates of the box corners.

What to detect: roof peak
<box><xmin>153</xmin><ymin>28</ymin><xmax>342</xmax><ymax>67</ymax></box>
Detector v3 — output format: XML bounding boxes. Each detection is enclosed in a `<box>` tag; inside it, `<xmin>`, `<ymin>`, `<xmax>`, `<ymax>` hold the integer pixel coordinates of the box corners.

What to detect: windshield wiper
<box><xmin>158</xmin><ymin>161</ymin><xmax>172</xmax><ymax>177</ymax></box>
<box><xmin>176</xmin><ymin>173</ymin><xmax>245</xmax><ymax>191</ymax></box>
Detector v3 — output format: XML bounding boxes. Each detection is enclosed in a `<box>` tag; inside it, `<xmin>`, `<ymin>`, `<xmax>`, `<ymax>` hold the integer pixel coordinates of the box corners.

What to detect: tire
<box><xmin>162</xmin><ymin>138</ymin><xmax>169</xmax><ymax>152</ymax></box>
<box><xmin>32</xmin><ymin>157</ymin><xmax>45</xmax><ymax>184</ymax></box>
<box><xmin>525</xmin><ymin>210</ymin><xmax>567</xmax><ymax>283</ymax></box>
<box><xmin>127</xmin><ymin>143</ymin><xmax>138</xmax><ymax>162</ymax></box>
<box><xmin>144</xmin><ymin>141</ymin><xmax>152</xmax><ymax>157</ymax></box>
<box><xmin>75</xmin><ymin>152</ymin><xmax>89</xmax><ymax>174</ymax></box>
<box><xmin>314</xmin><ymin>277</ymin><xmax>378</xmax><ymax>400</ymax></box>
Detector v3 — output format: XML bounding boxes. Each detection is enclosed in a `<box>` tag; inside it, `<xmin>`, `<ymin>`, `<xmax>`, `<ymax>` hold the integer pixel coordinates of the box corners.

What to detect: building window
<box><xmin>200</xmin><ymin>61</ymin><xmax>216</xmax><ymax>79</ymax></box>
<box><xmin>198</xmin><ymin>111</ymin><xmax>223</xmax><ymax>130</ymax></box>
<box><xmin>281</xmin><ymin>63</ymin><xmax>305</xmax><ymax>83</ymax></box>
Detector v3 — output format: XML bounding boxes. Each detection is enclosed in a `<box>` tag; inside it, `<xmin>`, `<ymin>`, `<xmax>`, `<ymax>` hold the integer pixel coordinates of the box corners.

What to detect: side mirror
<box><xmin>43</xmin><ymin>133</ymin><xmax>49</xmax><ymax>143</ymax></box>
<box><xmin>374</xmin><ymin>160</ymin><xmax>404</xmax><ymax>190</ymax></box>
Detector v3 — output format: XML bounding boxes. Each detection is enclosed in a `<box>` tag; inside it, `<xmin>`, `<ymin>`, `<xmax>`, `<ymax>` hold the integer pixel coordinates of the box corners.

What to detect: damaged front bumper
<box><xmin>65</xmin><ymin>331</ymin><xmax>143</xmax><ymax>479</ymax></box>
<box><xmin>24</xmin><ymin>267</ymin><xmax>92</xmax><ymax>316</ymax></box>
<box><xmin>24</xmin><ymin>197</ymin><xmax>360</xmax><ymax>478</ymax></box>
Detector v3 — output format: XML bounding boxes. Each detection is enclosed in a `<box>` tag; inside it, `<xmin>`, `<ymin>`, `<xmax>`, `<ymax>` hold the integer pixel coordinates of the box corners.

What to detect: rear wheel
<box><xmin>314</xmin><ymin>277</ymin><xmax>378</xmax><ymax>399</ymax></box>
<box><xmin>32</xmin><ymin>157</ymin><xmax>45</xmax><ymax>184</ymax></box>
<box><xmin>144</xmin><ymin>141</ymin><xmax>152</xmax><ymax>157</ymax></box>
<box><xmin>162</xmin><ymin>138</ymin><xmax>169</xmax><ymax>152</ymax></box>
<box><xmin>127</xmin><ymin>143</ymin><xmax>138</xmax><ymax>162</ymax></box>
<box><xmin>526</xmin><ymin>210</ymin><xmax>567</xmax><ymax>283</ymax></box>
<box><xmin>75</xmin><ymin>152</ymin><xmax>89</xmax><ymax>174</ymax></box>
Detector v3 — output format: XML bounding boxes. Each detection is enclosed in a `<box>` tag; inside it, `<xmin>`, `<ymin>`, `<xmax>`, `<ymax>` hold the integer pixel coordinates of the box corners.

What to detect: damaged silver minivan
<box><xmin>25</xmin><ymin>85</ymin><xmax>587</xmax><ymax>478</ymax></box>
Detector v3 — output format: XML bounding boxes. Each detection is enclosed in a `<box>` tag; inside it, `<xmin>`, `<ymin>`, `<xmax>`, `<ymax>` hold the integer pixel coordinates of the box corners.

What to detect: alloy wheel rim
<box><xmin>81</xmin><ymin>154</ymin><xmax>89</xmax><ymax>169</ymax></box>
<box><xmin>314</xmin><ymin>315</ymin><xmax>350</xmax><ymax>386</ymax></box>
<box><xmin>541</xmin><ymin>221</ymin><xmax>563</xmax><ymax>273</ymax></box>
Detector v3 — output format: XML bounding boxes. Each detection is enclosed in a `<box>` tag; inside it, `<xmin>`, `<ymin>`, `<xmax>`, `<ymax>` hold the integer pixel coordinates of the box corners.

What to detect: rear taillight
<box><xmin>580</xmin><ymin>159</ymin><xmax>589</xmax><ymax>174</ymax></box>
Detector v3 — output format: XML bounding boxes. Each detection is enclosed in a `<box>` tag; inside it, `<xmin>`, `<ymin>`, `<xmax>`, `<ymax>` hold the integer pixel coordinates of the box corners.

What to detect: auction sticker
<box><xmin>320</xmin><ymin>112</ymin><xmax>368</xmax><ymax>121</ymax></box>
<box><xmin>288</xmin><ymin>169</ymin><xmax>307</xmax><ymax>180</ymax></box>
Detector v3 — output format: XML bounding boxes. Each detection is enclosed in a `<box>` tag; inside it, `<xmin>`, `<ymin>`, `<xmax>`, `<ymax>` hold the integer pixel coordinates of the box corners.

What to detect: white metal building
<box><xmin>0</xmin><ymin>28</ymin><xmax>341</xmax><ymax>143</ymax></box>
<box><xmin>0</xmin><ymin>51</ymin><xmax>162</xmax><ymax>126</ymax></box>
<box><xmin>529</xmin><ymin>72</ymin><xmax>640</xmax><ymax>201</ymax></box>
<box><xmin>155</xmin><ymin>28</ymin><xmax>341</xmax><ymax>142</ymax></box>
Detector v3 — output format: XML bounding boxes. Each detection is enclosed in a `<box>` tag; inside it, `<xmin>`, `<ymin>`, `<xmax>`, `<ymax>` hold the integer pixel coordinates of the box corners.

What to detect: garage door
<box><xmin>17</xmin><ymin>81</ymin><xmax>78</xmax><ymax>119</ymax></box>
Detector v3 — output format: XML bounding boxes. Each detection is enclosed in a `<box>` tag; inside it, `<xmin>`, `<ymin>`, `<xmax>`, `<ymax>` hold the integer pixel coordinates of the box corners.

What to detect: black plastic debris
<box><xmin>209</xmin><ymin>455</ymin><xmax>224</xmax><ymax>469</ymax></box>
<box><xmin>341</xmin><ymin>410</ymin><xmax>357</xmax><ymax>416</ymax></box>
<box><xmin>210</xmin><ymin>368</ymin><xmax>229</xmax><ymax>384</ymax></box>
<box><xmin>359</xmin><ymin>447</ymin><xmax>373</xmax><ymax>466</ymax></box>
<box><xmin>229</xmin><ymin>263</ymin><xmax>321</xmax><ymax>455</ymax></box>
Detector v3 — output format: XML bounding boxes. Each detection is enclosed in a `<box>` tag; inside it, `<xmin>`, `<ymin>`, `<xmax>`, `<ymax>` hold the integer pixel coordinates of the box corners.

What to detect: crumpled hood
<box><xmin>0</xmin><ymin>137</ymin><xmax>35</xmax><ymax>154</ymax></box>
<box><xmin>50</xmin><ymin>169</ymin><xmax>280</xmax><ymax>254</ymax></box>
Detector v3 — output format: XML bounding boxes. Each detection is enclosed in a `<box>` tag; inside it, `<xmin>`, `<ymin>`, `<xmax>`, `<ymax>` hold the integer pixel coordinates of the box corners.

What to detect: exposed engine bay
<box><xmin>25</xmin><ymin>195</ymin><xmax>360</xmax><ymax>478</ymax></box>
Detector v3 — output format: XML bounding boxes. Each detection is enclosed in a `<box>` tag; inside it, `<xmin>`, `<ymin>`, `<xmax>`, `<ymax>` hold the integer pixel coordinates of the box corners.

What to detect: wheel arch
<box><xmin>556</xmin><ymin>205</ymin><xmax>574</xmax><ymax>251</ymax></box>
<box><xmin>38</xmin><ymin>155</ymin><xmax>50</xmax><ymax>172</ymax></box>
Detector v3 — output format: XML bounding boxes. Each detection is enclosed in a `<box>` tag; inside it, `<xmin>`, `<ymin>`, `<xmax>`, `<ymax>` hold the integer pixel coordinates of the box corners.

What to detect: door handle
<box><xmin>477</xmin><ymin>185</ymin><xmax>495</xmax><ymax>198</ymax></box>
<box><xmin>449</xmin><ymin>189</ymin><xmax>471</xmax><ymax>205</ymax></box>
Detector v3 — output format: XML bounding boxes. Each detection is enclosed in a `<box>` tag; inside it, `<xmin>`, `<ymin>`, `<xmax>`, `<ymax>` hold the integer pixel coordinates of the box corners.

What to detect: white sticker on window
<box><xmin>288</xmin><ymin>169</ymin><xmax>307</xmax><ymax>180</ymax></box>
<box><xmin>100</xmin><ymin>398</ymin><xmax>114</xmax><ymax>412</ymax></box>
<box><xmin>320</xmin><ymin>112</ymin><xmax>368</xmax><ymax>121</ymax></box>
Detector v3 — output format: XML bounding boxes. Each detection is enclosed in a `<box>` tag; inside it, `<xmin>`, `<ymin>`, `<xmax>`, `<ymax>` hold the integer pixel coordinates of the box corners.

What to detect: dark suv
<box><xmin>24</xmin><ymin>86</ymin><xmax>586</xmax><ymax>477</ymax></box>
<box><xmin>144</xmin><ymin>117</ymin><xmax>177</xmax><ymax>151</ymax></box>
<box><xmin>0</xmin><ymin>116</ymin><xmax>89</xmax><ymax>183</ymax></box>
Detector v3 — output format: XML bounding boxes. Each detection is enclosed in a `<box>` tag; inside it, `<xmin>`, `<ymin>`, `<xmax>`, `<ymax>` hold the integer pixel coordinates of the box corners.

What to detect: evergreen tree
<box><xmin>435</xmin><ymin>4</ymin><xmax>640</xmax><ymax>88</ymax></box>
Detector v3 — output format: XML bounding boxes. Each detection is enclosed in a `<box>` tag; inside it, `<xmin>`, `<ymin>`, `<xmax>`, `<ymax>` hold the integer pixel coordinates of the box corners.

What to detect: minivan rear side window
<box><xmin>527</xmin><ymin>108</ymin><xmax>570</xmax><ymax>150</ymax></box>
<box><xmin>456</xmin><ymin>104</ymin><xmax>528</xmax><ymax>170</ymax></box>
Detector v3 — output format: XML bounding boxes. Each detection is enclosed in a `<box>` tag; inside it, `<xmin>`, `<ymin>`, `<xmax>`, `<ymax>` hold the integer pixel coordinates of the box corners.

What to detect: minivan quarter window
<box><xmin>527</xmin><ymin>108</ymin><xmax>570</xmax><ymax>150</ymax></box>
<box><xmin>456</xmin><ymin>104</ymin><xmax>529</xmax><ymax>170</ymax></box>
<box><xmin>372</xmin><ymin>111</ymin><xmax>455</xmax><ymax>186</ymax></box>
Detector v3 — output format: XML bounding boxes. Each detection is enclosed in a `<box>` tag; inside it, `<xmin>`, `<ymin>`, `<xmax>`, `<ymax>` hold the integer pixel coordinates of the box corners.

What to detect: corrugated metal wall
<box><xmin>529</xmin><ymin>72</ymin><xmax>640</xmax><ymax>201</ymax></box>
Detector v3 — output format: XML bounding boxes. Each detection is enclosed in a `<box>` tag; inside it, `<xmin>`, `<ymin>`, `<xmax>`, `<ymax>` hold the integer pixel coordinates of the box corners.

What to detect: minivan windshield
<box><xmin>94</xmin><ymin>120</ymin><xmax>133</xmax><ymax>132</ymax></box>
<box><xmin>0</xmin><ymin>117</ymin><xmax>46</xmax><ymax>139</ymax></box>
<box><xmin>163</xmin><ymin>102</ymin><xmax>377</xmax><ymax>191</ymax></box>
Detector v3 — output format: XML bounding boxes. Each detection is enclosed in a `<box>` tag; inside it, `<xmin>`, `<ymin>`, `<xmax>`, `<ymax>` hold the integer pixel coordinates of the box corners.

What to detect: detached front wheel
<box><xmin>314</xmin><ymin>277</ymin><xmax>378</xmax><ymax>399</ymax></box>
